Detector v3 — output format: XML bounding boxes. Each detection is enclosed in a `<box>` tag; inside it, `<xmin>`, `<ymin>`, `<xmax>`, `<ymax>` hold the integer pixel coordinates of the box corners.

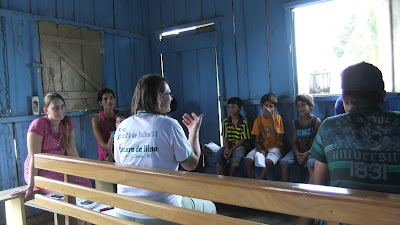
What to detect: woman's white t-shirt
<box><xmin>113</xmin><ymin>113</ymin><xmax>193</xmax><ymax>219</ymax></box>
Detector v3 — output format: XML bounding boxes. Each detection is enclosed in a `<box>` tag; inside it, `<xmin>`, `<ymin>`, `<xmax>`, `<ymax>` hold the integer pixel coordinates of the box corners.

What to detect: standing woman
<box><xmin>11</xmin><ymin>93</ymin><xmax>92</xmax><ymax>199</ymax></box>
<box><xmin>91</xmin><ymin>88</ymin><xmax>116</xmax><ymax>162</ymax></box>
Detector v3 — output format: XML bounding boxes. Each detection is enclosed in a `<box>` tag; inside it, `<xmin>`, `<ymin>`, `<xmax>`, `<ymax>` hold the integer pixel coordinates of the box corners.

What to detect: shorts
<box><xmin>246</xmin><ymin>148</ymin><xmax>281</xmax><ymax>165</ymax></box>
<box><xmin>214</xmin><ymin>146</ymin><xmax>246</xmax><ymax>167</ymax></box>
<box><xmin>280</xmin><ymin>150</ymin><xmax>315</xmax><ymax>167</ymax></box>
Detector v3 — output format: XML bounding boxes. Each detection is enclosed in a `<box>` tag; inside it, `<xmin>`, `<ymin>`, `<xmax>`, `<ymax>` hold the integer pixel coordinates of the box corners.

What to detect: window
<box><xmin>291</xmin><ymin>0</ymin><xmax>396</xmax><ymax>95</ymax></box>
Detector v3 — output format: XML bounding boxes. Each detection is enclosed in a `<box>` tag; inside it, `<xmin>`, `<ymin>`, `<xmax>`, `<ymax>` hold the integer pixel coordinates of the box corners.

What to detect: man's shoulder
<box><xmin>319</xmin><ymin>114</ymin><xmax>342</xmax><ymax>127</ymax></box>
<box><xmin>386</xmin><ymin>110</ymin><xmax>400</xmax><ymax>116</ymax></box>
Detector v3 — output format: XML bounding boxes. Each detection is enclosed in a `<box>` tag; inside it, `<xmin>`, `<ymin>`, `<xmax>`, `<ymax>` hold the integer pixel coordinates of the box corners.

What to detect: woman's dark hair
<box><xmin>131</xmin><ymin>74</ymin><xmax>167</xmax><ymax>115</ymax></box>
<box><xmin>97</xmin><ymin>88</ymin><xmax>115</xmax><ymax>102</ymax></box>
<box><xmin>44</xmin><ymin>93</ymin><xmax>70</xmax><ymax>149</ymax></box>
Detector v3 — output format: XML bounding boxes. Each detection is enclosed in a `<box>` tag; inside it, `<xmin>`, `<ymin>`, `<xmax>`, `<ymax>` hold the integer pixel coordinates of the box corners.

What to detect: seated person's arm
<box><xmin>225</xmin><ymin>139</ymin><xmax>245</xmax><ymax>158</ymax></box>
<box><xmin>277</xmin><ymin>133</ymin><xmax>284</xmax><ymax>145</ymax></box>
<box><xmin>10</xmin><ymin>132</ymin><xmax>43</xmax><ymax>199</ymax></box>
<box><xmin>91</xmin><ymin>115</ymin><xmax>109</xmax><ymax>150</ymax></box>
<box><xmin>296</xmin><ymin>160</ymin><xmax>330</xmax><ymax>225</ymax></box>
<box><xmin>309</xmin><ymin>160</ymin><xmax>329</xmax><ymax>184</ymax></box>
<box><xmin>292</xmin><ymin>127</ymin><xmax>303</xmax><ymax>164</ymax></box>
<box><xmin>231</xmin><ymin>139</ymin><xmax>245</xmax><ymax>151</ymax></box>
<box><xmin>267</xmin><ymin>113</ymin><xmax>279</xmax><ymax>139</ymax></box>
<box><xmin>315</xmin><ymin>118</ymin><xmax>322</xmax><ymax>132</ymax></box>
<box><xmin>255</xmin><ymin>135</ymin><xmax>265</xmax><ymax>154</ymax></box>
<box><xmin>65</xmin><ymin>129</ymin><xmax>80</xmax><ymax>157</ymax></box>
<box><xmin>106</xmin><ymin>136</ymin><xmax>114</xmax><ymax>162</ymax></box>
<box><xmin>180</xmin><ymin>113</ymin><xmax>203</xmax><ymax>171</ymax></box>
<box><xmin>223</xmin><ymin>137</ymin><xmax>231</xmax><ymax>157</ymax></box>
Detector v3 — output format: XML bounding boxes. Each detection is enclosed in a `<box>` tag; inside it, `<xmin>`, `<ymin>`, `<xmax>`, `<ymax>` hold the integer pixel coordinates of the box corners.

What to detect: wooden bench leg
<box><xmin>5</xmin><ymin>197</ymin><xmax>26</xmax><ymax>225</ymax></box>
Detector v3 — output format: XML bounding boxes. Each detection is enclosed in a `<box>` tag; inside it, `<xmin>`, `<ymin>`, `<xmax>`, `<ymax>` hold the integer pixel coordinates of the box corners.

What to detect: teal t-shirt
<box><xmin>311</xmin><ymin>104</ymin><xmax>400</xmax><ymax>194</ymax></box>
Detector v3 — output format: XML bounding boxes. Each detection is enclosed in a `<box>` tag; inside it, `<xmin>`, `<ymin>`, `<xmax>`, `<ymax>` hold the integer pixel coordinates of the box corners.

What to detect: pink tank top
<box><xmin>97</xmin><ymin>111</ymin><xmax>115</xmax><ymax>160</ymax></box>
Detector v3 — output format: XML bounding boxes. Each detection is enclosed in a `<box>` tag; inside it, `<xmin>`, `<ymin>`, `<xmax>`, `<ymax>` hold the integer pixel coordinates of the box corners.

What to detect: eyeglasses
<box><xmin>161</xmin><ymin>92</ymin><xmax>173</xmax><ymax>97</ymax></box>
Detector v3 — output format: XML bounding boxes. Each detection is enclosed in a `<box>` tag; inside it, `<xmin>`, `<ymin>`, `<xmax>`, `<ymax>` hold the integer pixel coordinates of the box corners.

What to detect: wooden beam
<box><xmin>40</xmin><ymin>35</ymin><xmax>100</xmax><ymax>47</ymax></box>
<box><xmin>0</xmin><ymin>8</ymin><xmax>143</xmax><ymax>39</ymax></box>
<box><xmin>34</xmin><ymin>154</ymin><xmax>400</xmax><ymax>225</ymax></box>
<box><xmin>34</xmin><ymin>195</ymin><xmax>139</xmax><ymax>225</ymax></box>
<box><xmin>52</xmin><ymin>92</ymin><xmax>97</xmax><ymax>100</ymax></box>
<box><xmin>154</xmin><ymin>32</ymin><xmax>218</xmax><ymax>54</ymax></box>
<box><xmin>35</xmin><ymin>177</ymin><xmax>261</xmax><ymax>225</ymax></box>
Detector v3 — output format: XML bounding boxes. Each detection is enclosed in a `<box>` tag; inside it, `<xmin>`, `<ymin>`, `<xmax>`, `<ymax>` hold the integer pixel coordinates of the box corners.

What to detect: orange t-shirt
<box><xmin>251</xmin><ymin>114</ymin><xmax>284</xmax><ymax>150</ymax></box>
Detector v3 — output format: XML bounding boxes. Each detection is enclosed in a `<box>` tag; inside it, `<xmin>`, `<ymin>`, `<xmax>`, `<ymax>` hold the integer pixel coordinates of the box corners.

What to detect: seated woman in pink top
<box><xmin>91</xmin><ymin>88</ymin><xmax>116</xmax><ymax>162</ymax></box>
<box><xmin>11</xmin><ymin>93</ymin><xmax>92</xmax><ymax>199</ymax></box>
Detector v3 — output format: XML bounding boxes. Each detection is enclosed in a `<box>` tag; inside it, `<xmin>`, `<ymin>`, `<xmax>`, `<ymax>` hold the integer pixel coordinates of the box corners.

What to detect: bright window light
<box><xmin>161</xmin><ymin>26</ymin><xmax>197</xmax><ymax>37</ymax></box>
<box><xmin>293</xmin><ymin>0</ymin><xmax>393</xmax><ymax>95</ymax></box>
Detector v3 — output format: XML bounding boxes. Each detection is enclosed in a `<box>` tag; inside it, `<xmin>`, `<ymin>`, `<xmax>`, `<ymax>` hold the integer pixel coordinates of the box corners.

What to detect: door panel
<box><xmin>39</xmin><ymin>21</ymin><xmax>103</xmax><ymax>112</ymax></box>
<box><xmin>158</xmin><ymin>33</ymin><xmax>220</xmax><ymax>144</ymax></box>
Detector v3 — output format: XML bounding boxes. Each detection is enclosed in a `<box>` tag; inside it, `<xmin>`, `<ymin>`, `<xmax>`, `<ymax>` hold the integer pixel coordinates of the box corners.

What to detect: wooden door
<box><xmin>155</xmin><ymin>31</ymin><xmax>221</xmax><ymax>144</ymax></box>
<box><xmin>39</xmin><ymin>21</ymin><xmax>103</xmax><ymax>112</ymax></box>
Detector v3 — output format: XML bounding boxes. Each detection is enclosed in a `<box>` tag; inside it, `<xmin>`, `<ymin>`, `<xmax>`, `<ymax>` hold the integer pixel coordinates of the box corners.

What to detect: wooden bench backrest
<box><xmin>34</xmin><ymin>153</ymin><xmax>400</xmax><ymax>225</ymax></box>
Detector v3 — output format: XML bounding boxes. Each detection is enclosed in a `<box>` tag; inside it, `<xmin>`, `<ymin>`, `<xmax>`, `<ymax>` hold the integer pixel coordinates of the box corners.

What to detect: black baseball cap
<box><xmin>341</xmin><ymin>62</ymin><xmax>384</xmax><ymax>92</ymax></box>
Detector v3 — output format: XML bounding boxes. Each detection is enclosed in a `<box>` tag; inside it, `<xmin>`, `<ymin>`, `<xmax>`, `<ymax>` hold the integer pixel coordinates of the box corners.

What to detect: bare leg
<box><xmin>307</xmin><ymin>166</ymin><xmax>314</xmax><ymax>178</ymax></box>
<box><xmin>245</xmin><ymin>158</ymin><xmax>255</xmax><ymax>179</ymax></box>
<box><xmin>229</xmin><ymin>165</ymin><xmax>238</xmax><ymax>176</ymax></box>
<box><xmin>281</xmin><ymin>164</ymin><xmax>290</xmax><ymax>182</ymax></box>
<box><xmin>216</xmin><ymin>163</ymin><xmax>225</xmax><ymax>175</ymax></box>
<box><xmin>258</xmin><ymin>159</ymin><xmax>273</xmax><ymax>180</ymax></box>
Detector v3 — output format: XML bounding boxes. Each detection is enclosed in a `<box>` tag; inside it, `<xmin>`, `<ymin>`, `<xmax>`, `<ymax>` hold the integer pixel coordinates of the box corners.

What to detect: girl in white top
<box><xmin>114</xmin><ymin>74</ymin><xmax>216</xmax><ymax>222</ymax></box>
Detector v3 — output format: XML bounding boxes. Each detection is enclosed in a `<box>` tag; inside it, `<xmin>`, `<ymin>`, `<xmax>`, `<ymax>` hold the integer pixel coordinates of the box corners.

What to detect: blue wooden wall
<box><xmin>145</xmin><ymin>0</ymin><xmax>305</xmax><ymax>148</ymax></box>
<box><xmin>144</xmin><ymin>0</ymin><xmax>400</xmax><ymax>143</ymax></box>
<box><xmin>0</xmin><ymin>1</ymin><xmax>147</xmax><ymax>223</ymax></box>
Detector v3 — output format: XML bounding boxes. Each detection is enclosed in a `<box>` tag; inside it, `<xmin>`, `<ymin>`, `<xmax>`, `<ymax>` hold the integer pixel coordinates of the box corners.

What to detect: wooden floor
<box><xmin>27</xmin><ymin>204</ymin><xmax>297</xmax><ymax>225</ymax></box>
<box><xmin>26</xmin><ymin>211</ymin><xmax>54</xmax><ymax>225</ymax></box>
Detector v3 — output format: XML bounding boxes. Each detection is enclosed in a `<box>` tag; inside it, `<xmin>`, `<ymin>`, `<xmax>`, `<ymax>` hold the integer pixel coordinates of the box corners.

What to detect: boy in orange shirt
<box><xmin>245</xmin><ymin>93</ymin><xmax>284</xmax><ymax>180</ymax></box>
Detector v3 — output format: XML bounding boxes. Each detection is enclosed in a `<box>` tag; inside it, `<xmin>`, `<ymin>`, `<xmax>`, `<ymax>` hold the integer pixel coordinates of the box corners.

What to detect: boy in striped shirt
<box><xmin>215</xmin><ymin>97</ymin><xmax>251</xmax><ymax>176</ymax></box>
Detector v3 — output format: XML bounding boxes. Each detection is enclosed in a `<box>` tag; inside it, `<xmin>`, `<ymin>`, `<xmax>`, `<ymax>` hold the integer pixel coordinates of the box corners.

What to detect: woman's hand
<box><xmin>10</xmin><ymin>186</ymin><xmax>34</xmax><ymax>199</ymax></box>
<box><xmin>182</xmin><ymin>113</ymin><xmax>204</xmax><ymax>133</ymax></box>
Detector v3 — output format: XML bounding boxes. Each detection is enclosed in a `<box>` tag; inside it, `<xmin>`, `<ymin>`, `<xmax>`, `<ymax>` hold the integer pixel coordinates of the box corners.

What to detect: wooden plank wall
<box><xmin>148</xmin><ymin>0</ymin><xmax>275</xmax><ymax>101</ymax></box>
<box><xmin>146</xmin><ymin>0</ymin><xmax>295</xmax><ymax>146</ymax></box>
<box><xmin>0</xmin><ymin>1</ymin><xmax>147</xmax><ymax>223</ymax></box>
<box><xmin>145</xmin><ymin>0</ymin><xmax>400</xmax><ymax>142</ymax></box>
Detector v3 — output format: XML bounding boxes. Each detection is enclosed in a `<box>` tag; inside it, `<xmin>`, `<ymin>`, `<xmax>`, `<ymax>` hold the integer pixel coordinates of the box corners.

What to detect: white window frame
<box><xmin>283</xmin><ymin>0</ymin><xmax>400</xmax><ymax>96</ymax></box>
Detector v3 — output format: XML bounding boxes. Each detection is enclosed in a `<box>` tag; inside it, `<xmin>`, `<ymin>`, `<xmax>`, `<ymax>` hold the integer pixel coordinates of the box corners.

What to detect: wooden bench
<box><xmin>4</xmin><ymin>153</ymin><xmax>400</xmax><ymax>224</ymax></box>
<box><xmin>0</xmin><ymin>186</ymin><xmax>41</xmax><ymax>225</ymax></box>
